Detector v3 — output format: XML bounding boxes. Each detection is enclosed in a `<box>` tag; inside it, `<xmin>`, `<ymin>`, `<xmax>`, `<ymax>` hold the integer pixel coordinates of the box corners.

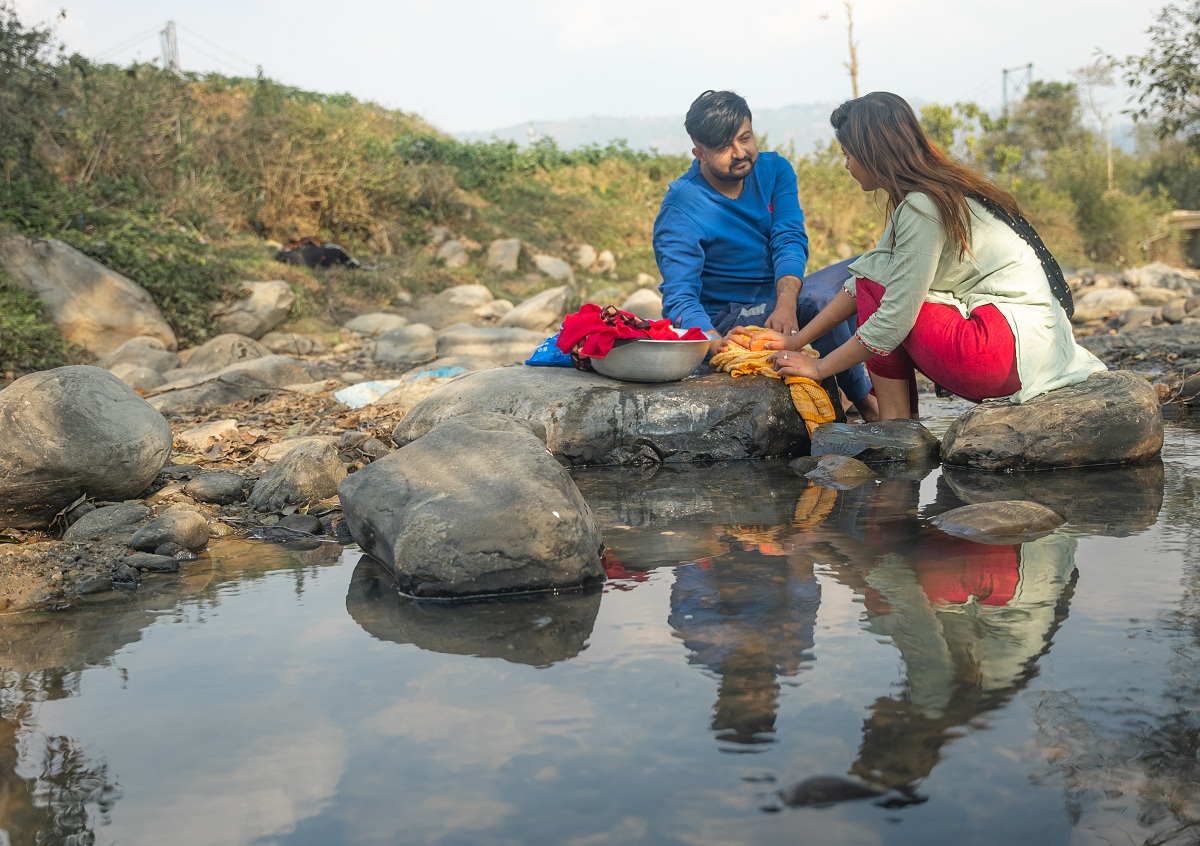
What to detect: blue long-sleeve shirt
<box><xmin>653</xmin><ymin>151</ymin><xmax>809</xmax><ymax>333</ymax></box>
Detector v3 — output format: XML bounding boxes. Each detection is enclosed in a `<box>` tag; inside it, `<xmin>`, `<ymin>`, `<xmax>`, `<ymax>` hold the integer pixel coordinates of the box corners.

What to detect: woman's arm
<box><xmin>771</xmin><ymin>333</ymin><xmax>873</xmax><ymax>382</ymax></box>
<box><xmin>727</xmin><ymin>288</ymin><xmax>858</xmax><ymax>351</ymax></box>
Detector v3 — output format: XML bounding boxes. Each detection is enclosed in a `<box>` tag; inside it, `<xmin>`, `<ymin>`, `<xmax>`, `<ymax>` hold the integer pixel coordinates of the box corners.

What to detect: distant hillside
<box><xmin>455</xmin><ymin>102</ymin><xmax>843</xmax><ymax>155</ymax></box>
<box><xmin>455</xmin><ymin>101</ymin><xmax>1141</xmax><ymax>157</ymax></box>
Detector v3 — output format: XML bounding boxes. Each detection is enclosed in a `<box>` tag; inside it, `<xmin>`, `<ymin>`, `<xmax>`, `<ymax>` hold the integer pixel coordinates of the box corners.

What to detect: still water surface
<box><xmin>3</xmin><ymin>406</ymin><xmax>1200</xmax><ymax>845</ymax></box>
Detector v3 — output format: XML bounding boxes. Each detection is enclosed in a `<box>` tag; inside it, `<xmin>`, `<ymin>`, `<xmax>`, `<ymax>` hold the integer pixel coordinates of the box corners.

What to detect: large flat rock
<box><xmin>390</xmin><ymin>366</ymin><xmax>813</xmax><ymax>466</ymax></box>
<box><xmin>940</xmin><ymin>370</ymin><xmax>1163</xmax><ymax>470</ymax></box>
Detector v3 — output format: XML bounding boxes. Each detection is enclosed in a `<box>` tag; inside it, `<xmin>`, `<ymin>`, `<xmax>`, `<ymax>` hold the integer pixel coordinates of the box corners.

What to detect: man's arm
<box><xmin>765</xmin><ymin>156</ymin><xmax>810</xmax><ymax>334</ymax></box>
<box><xmin>654</xmin><ymin>203</ymin><xmax>715</xmax><ymax>334</ymax></box>
<box><xmin>769</xmin><ymin>274</ymin><xmax>803</xmax><ymax>334</ymax></box>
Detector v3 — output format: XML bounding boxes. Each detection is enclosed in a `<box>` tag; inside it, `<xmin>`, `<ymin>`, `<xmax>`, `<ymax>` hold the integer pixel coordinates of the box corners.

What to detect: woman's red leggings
<box><xmin>854</xmin><ymin>277</ymin><xmax>1021</xmax><ymax>405</ymax></box>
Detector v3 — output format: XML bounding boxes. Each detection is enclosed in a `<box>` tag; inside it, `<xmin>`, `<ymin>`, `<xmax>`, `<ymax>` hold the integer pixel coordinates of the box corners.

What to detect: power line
<box><xmin>94</xmin><ymin>23</ymin><xmax>162</xmax><ymax>62</ymax></box>
<box><xmin>92</xmin><ymin>20</ymin><xmax>259</xmax><ymax>76</ymax></box>
<box><xmin>176</xmin><ymin>37</ymin><xmax>254</xmax><ymax>76</ymax></box>
<box><xmin>173</xmin><ymin>22</ymin><xmax>257</xmax><ymax>72</ymax></box>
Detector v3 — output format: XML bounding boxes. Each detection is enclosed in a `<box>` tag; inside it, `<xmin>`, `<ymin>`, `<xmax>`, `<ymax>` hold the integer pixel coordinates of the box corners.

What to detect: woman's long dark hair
<box><xmin>831</xmin><ymin>91</ymin><xmax>1020</xmax><ymax>257</ymax></box>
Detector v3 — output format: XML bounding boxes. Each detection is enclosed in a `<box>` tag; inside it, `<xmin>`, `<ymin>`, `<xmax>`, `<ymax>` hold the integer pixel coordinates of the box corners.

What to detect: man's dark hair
<box><xmin>684</xmin><ymin>90</ymin><xmax>752</xmax><ymax>149</ymax></box>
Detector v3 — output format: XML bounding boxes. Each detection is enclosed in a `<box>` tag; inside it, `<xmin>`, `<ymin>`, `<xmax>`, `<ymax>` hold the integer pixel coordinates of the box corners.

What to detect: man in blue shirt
<box><xmin>653</xmin><ymin>90</ymin><xmax>877</xmax><ymax>420</ymax></box>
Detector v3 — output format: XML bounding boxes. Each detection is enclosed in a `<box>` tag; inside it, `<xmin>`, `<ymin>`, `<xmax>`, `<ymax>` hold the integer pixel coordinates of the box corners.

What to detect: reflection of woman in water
<box><xmin>813</xmin><ymin>479</ymin><xmax>1079</xmax><ymax>790</ymax></box>
<box><xmin>668</xmin><ymin>526</ymin><xmax>821</xmax><ymax>749</ymax></box>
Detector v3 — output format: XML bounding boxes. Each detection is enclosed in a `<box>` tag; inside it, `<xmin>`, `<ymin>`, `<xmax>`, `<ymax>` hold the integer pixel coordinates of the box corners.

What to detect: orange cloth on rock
<box><xmin>710</xmin><ymin>333</ymin><xmax>837</xmax><ymax>435</ymax></box>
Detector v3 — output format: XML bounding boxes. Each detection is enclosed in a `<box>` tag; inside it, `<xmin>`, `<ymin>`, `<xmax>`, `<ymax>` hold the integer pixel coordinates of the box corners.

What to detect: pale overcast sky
<box><xmin>12</xmin><ymin>0</ymin><xmax>1162</xmax><ymax>133</ymax></box>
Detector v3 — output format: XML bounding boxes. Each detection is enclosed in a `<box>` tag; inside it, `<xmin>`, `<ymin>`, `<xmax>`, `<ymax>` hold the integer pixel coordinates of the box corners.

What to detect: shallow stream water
<box><xmin>3</xmin><ymin>402</ymin><xmax>1200</xmax><ymax>845</ymax></box>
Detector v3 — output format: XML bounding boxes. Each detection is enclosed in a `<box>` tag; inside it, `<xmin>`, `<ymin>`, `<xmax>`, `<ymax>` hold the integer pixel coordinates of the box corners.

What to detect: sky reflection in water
<box><xmin>1</xmin><ymin>417</ymin><xmax>1200</xmax><ymax>845</ymax></box>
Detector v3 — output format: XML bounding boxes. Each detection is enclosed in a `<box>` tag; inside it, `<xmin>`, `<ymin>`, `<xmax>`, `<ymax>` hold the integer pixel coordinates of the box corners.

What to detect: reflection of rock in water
<box><xmin>939</xmin><ymin>460</ymin><xmax>1164</xmax><ymax>536</ymax></box>
<box><xmin>0</xmin><ymin>602</ymin><xmax>164</xmax><ymax>674</ymax></box>
<box><xmin>345</xmin><ymin>556</ymin><xmax>601</xmax><ymax>667</ymax></box>
<box><xmin>776</xmin><ymin>774</ymin><xmax>885</xmax><ymax>806</ymax></box>
<box><xmin>573</xmin><ymin>460</ymin><xmax>816</xmax><ymax>566</ymax></box>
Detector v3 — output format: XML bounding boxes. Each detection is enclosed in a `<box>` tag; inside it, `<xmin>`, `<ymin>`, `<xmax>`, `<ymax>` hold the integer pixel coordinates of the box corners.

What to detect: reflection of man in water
<box><xmin>668</xmin><ymin>528</ymin><xmax>820</xmax><ymax>749</ymax></box>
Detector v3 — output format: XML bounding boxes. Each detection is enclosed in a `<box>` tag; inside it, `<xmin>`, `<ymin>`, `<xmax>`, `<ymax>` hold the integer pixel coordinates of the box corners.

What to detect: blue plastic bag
<box><xmin>524</xmin><ymin>331</ymin><xmax>573</xmax><ymax>367</ymax></box>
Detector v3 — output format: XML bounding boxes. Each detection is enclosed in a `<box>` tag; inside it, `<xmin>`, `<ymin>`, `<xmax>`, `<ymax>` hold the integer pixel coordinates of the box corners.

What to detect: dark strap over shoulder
<box><xmin>970</xmin><ymin>194</ymin><xmax>1074</xmax><ymax>319</ymax></box>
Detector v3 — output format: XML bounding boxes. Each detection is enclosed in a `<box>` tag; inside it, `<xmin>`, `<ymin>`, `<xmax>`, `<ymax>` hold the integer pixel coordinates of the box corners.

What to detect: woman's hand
<box><xmin>771</xmin><ymin>349</ymin><xmax>823</xmax><ymax>381</ymax></box>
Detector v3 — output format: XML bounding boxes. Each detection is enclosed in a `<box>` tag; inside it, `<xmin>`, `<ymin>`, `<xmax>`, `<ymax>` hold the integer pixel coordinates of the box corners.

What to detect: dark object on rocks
<box><xmin>0</xmin><ymin>366</ymin><xmax>173</xmax><ymax>530</ymax></box>
<box><xmin>333</xmin><ymin>518</ymin><xmax>355</xmax><ymax>545</ymax></box>
<box><xmin>276</xmin><ymin>514</ymin><xmax>324</xmax><ymax>535</ymax></box>
<box><xmin>929</xmin><ymin>500</ymin><xmax>1065</xmax><ymax>543</ymax></box>
<box><xmin>111</xmin><ymin>562</ymin><xmax>139</xmax><ymax>586</ymax></box>
<box><xmin>810</xmin><ymin>418</ymin><xmax>941</xmax><ymax>465</ymax></box>
<box><xmin>941</xmin><ymin>370</ymin><xmax>1163</xmax><ymax>470</ymax></box>
<box><xmin>275</xmin><ymin>237</ymin><xmax>372</xmax><ymax>270</ymax></box>
<box><xmin>340</xmin><ymin>412</ymin><xmax>604</xmax><ymax>599</ymax></box>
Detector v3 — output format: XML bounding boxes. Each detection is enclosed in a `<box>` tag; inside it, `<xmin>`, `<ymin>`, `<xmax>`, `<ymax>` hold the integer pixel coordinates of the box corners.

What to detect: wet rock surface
<box><xmin>810</xmin><ymin>418</ymin><xmax>941</xmax><ymax>466</ymax></box>
<box><xmin>929</xmin><ymin>500</ymin><xmax>1067</xmax><ymax>543</ymax></box>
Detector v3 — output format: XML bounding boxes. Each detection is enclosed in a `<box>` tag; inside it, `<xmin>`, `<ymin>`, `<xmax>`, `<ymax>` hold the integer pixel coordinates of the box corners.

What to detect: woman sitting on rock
<box><xmin>735</xmin><ymin>91</ymin><xmax>1105</xmax><ymax>420</ymax></box>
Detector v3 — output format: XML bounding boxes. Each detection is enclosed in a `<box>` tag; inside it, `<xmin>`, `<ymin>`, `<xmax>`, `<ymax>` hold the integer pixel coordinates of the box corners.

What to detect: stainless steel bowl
<box><xmin>590</xmin><ymin>331</ymin><xmax>709</xmax><ymax>382</ymax></box>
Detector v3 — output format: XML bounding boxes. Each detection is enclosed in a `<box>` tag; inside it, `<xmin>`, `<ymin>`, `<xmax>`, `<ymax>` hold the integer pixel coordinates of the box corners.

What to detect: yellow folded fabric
<box><xmin>710</xmin><ymin>335</ymin><xmax>836</xmax><ymax>435</ymax></box>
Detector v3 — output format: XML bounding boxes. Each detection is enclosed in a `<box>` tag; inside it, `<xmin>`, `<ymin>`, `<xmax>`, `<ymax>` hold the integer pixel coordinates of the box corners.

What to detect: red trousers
<box><xmin>855</xmin><ymin>278</ymin><xmax>1020</xmax><ymax>405</ymax></box>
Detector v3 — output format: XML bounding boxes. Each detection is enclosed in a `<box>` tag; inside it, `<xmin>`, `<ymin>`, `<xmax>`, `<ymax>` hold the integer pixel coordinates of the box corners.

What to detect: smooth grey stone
<box><xmin>929</xmin><ymin>500</ymin><xmax>1065</xmax><ymax>542</ymax></box>
<box><xmin>183</xmin><ymin>471</ymin><xmax>246</xmax><ymax>505</ymax></box>
<box><xmin>340</xmin><ymin>412</ymin><xmax>603</xmax><ymax>598</ymax></box>
<box><xmin>941</xmin><ymin>370</ymin><xmax>1163</xmax><ymax>471</ymax></box>
<box><xmin>0</xmin><ymin>366</ymin><xmax>173</xmax><ymax>530</ymax></box>
<box><xmin>391</xmin><ymin>367</ymin><xmax>812</xmax><ymax>467</ymax></box>
<box><xmin>249</xmin><ymin>441</ymin><xmax>346</xmax><ymax>512</ymax></box>
<box><xmin>124</xmin><ymin>552</ymin><xmax>180</xmax><ymax>572</ymax></box>
<box><xmin>810</xmin><ymin>419</ymin><xmax>940</xmax><ymax>465</ymax></box>
<box><xmin>63</xmin><ymin>503</ymin><xmax>151</xmax><ymax>542</ymax></box>
<box><xmin>130</xmin><ymin>509</ymin><xmax>210</xmax><ymax>553</ymax></box>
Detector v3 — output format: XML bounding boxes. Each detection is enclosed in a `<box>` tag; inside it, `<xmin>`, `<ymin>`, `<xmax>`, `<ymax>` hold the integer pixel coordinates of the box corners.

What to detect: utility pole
<box><xmin>844</xmin><ymin>1</ymin><xmax>860</xmax><ymax>99</ymax></box>
<box><xmin>1103</xmin><ymin>115</ymin><xmax>1113</xmax><ymax>191</ymax></box>
<box><xmin>160</xmin><ymin>21</ymin><xmax>180</xmax><ymax>73</ymax></box>
<box><xmin>1001</xmin><ymin>63</ymin><xmax>1032</xmax><ymax>118</ymax></box>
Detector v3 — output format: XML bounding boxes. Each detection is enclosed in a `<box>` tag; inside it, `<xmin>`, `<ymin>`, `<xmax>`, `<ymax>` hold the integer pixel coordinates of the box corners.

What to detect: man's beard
<box><xmin>712</xmin><ymin>155</ymin><xmax>756</xmax><ymax>182</ymax></box>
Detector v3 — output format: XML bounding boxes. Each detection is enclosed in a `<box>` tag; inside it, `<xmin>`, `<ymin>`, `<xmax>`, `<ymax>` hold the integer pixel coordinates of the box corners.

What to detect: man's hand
<box><xmin>766</xmin><ymin>274</ymin><xmax>803</xmax><ymax>336</ymax></box>
<box><xmin>723</xmin><ymin>326</ymin><xmax>790</xmax><ymax>351</ymax></box>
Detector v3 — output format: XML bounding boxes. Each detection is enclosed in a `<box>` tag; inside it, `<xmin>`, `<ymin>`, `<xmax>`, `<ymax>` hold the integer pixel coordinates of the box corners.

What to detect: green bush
<box><xmin>56</xmin><ymin>210</ymin><xmax>233</xmax><ymax>346</ymax></box>
<box><xmin>0</xmin><ymin>273</ymin><xmax>89</xmax><ymax>375</ymax></box>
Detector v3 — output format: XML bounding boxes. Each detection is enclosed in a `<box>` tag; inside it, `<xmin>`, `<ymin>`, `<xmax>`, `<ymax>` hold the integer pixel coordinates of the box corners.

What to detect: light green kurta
<box><xmin>845</xmin><ymin>192</ymin><xmax>1105</xmax><ymax>404</ymax></box>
